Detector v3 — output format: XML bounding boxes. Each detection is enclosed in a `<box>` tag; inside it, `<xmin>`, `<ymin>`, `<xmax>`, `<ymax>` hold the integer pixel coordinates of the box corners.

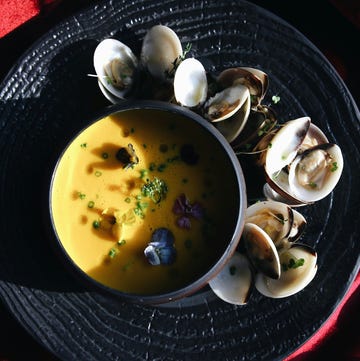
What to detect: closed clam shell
<box><xmin>140</xmin><ymin>25</ymin><xmax>182</xmax><ymax>81</ymax></box>
<box><xmin>173</xmin><ymin>58</ymin><xmax>208</xmax><ymax>107</ymax></box>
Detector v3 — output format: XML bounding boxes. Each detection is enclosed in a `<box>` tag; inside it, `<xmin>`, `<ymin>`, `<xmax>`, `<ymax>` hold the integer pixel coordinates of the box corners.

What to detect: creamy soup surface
<box><xmin>51</xmin><ymin>109</ymin><xmax>239</xmax><ymax>294</ymax></box>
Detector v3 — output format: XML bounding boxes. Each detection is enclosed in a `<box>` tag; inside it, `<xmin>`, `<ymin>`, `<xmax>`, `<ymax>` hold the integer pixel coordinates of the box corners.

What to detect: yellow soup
<box><xmin>51</xmin><ymin>108</ymin><xmax>240</xmax><ymax>295</ymax></box>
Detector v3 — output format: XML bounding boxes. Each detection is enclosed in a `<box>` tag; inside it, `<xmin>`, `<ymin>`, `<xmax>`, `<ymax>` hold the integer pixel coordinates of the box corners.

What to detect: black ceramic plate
<box><xmin>0</xmin><ymin>1</ymin><xmax>359</xmax><ymax>360</ymax></box>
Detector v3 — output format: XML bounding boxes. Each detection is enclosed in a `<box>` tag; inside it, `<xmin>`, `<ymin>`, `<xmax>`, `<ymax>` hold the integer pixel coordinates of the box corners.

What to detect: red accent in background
<box><xmin>0</xmin><ymin>0</ymin><xmax>40</xmax><ymax>38</ymax></box>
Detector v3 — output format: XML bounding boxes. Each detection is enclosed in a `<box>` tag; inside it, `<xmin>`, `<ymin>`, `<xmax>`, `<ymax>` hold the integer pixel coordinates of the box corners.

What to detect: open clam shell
<box><xmin>242</xmin><ymin>223</ymin><xmax>281</xmax><ymax>279</ymax></box>
<box><xmin>245</xmin><ymin>200</ymin><xmax>294</xmax><ymax>246</ymax></box>
<box><xmin>214</xmin><ymin>90</ymin><xmax>251</xmax><ymax>143</ymax></box>
<box><xmin>140</xmin><ymin>25</ymin><xmax>182</xmax><ymax>81</ymax></box>
<box><xmin>204</xmin><ymin>84</ymin><xmax>250</xmax><ymax>122</ymax></box>
<box><xmin>209</xmin><ymin>252</ymin><xmax>253</xmax><ymax>305</ymax></box>
<box><xmin>265</xmin><ymin>117</ymin><xmax>311</xmax><ymax>176</ymax></box>
<box><xmin>255</xmin><ymin>243</ymin><xmax>317</xmax><ymax>298</ymax></box>
<box><xmin>93</xmin><ymin>38</ymin><xmax>138</xmax><ymax>100</ymax></box>
<box><xmin>288</xmin><ymin>143</ymin><xmax>344</xmax><ymax>203</ymax></box>
<box><xmin>288</xmin><ymin>209</ymin><xmax>307</xmax><ymax>243</ymax></box>
<box><xmin>217</xmin><ymin>67</ymin><xmax>268</xmax><ymax>107</ymax></box>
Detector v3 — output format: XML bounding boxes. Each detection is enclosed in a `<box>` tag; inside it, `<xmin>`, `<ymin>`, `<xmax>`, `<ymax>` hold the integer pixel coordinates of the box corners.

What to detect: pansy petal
<box><xmin>190</xmin><ymin>202</ymin><xmax>204</xmax><ymax>219</ymax></box>
<box><xmin>177</xmin><ymin>216</ymin><xmax>191</xmax><ymax>229</ymax></box>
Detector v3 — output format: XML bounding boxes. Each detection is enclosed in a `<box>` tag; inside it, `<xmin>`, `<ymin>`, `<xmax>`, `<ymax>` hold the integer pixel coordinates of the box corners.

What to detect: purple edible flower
<box><xmin>172</xmin><ymin>194</ymin><xmax>204</xmax><ymax>229</ymax></box>
<box><xmin>176</xmin><ymin>216</ymin><xmax>191</xmax><ymax>229</ymax></box>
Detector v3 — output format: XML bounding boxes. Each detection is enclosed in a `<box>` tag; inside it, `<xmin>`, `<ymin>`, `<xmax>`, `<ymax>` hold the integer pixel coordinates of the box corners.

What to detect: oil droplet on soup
<box><xmin>51</xmin><ymin>109</ymin><xmax>240</xmax><ymax>294</ymax></box>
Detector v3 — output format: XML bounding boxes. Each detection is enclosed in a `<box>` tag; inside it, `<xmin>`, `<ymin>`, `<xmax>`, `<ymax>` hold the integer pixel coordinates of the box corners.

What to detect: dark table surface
<box><xmin>0</xmin><ymin>0</ymin><xmax>359</xmax><ymax>360</ymax></box>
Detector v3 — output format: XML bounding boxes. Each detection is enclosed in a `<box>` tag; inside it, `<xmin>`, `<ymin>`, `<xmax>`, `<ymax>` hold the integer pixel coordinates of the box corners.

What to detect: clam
<box><xmin>209</xmin><ymin>252</ymin><xmax>253</xmax><ymax>305</ymax></box>
<box><xmin>264</xmin><ymin>117</ymin><xmax>310</xmax><ymax>175</ymax></box>
<box><xmin>256</xmin><ymin>117</ymin><xmax>343</xmax><ymax>205</ymax></box>
<box><xmin>298</xmin><ymin>123</ymin><xmax>329</xmax><ymax>153</ymax></box>
<box><xmin>204</xmin><ymin>84</ymin><xmax>250</xmax><ymax>122</ymax></box>
<box><xmin>140</xmin><ymin>25</ymin><xmax>183</xmax><ymax>81</ymax></box>
<box><xmin>173</xmin><ymin>58</ymin><xmax>208</xmax><ymax>107</ymax></box>
<box><xmin>242</xmin><ymin>223</ymin><xmax>281</xmax><ymax>279</ymax></box>
<box><xmin>245</xmin><ymin>200</ymin><xmax>294</xmax><ymax>247</ymax></box>
<box><xmin>288</xmin><ymin>143</ymin><xmax>343</xmax><ymax>203</ymax></box>
<box><xmin>255</xmin><ymin>244</ymin><xmax>317</xmax><ymax>298</ymax></box>
<box><xmin>217</xmin><ymin>67</ymin><xmax>268</xmax><ymax>107</ymax></box>
<box><xmin>93</xmin><ymin>38</ymin><xmax>138</xmax><ymax>100</ymax></box>
<box><xmin>203</xmin><ymin>84</ymin><xmax>251</xmax><ymax>142</ymax></box>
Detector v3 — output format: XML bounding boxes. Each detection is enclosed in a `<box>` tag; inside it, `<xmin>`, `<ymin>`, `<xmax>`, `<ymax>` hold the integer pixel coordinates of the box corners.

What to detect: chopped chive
<box><xmin>108</xmin><ymin>248</ymin><xmax>117</xmax><ymax>258</ymax></box>
<box><xmin>330</xmin><ymin>162</ymin><xmax>338</xmax><ymax>172</ymax></box>
<box><xmin>140</xmin><ymin>169</ymin><xmax>148</xmax><ymax>179</ymax></box>
<box><xmin>87</xmin><ymin>201</ymin><xmax>95</xmax><ymax>208</ymax></box>
<box><xmin>282</xmin><ymin>257</ymin><xmax>305</xmax><ymax>271</ymax></box>
<box><xmin>117</xmin><ymin>239</ymin><xmax>126</xmax><ymax>246</ymax></box>
<box><xmin>124</xmin><ymin>197</ymin><xmax>131</xmax><ymax>203</ymax></box>
<box><xmin>80</xmin><ymin>143</ymin><xmax>87</xmax><ymax>148</ymax></box>
<box><xmin>78</xmin><ymin>192</ymin><xmax>86</xmax><ymax>200</ymax></box>
<box><xmin>92</xmin><ymin>220</ymin><xmax>100</xmax><ymax>229</ymax></box>
<box><xmin>102</xmin><ymin>152</ymin><xmax>109</xmax><ymax>159</ymax></box>
<box><xmin>95</xmin><ymin>170</ymin><xmax>102</xmax><ymax>177</ymax></box>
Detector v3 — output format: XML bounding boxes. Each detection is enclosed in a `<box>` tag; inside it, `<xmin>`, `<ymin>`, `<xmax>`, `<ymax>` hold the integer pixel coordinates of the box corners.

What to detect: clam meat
<box><xmin>93</xmin><ymin>38</ymin><xmax>138</xmax><ymax>100</ymax></box>
<box><xmin>255</xmin><ymin>244</ymin><xmax>317</xmax><ymax>298</ymax></box>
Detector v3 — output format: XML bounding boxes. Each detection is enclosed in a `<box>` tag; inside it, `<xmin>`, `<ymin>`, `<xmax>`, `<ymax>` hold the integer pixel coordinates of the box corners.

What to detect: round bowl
<box><xmin>48</xmin><ymin>100</ymin><xmax>247</xmax><ymax>304</ymax></box>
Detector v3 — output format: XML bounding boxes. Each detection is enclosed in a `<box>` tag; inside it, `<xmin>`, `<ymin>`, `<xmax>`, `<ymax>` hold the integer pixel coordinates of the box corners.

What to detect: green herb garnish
<box><xmin>88</xmin><ymin>201</ymin><xmax>95</xmax><ymax>208</ymax></box>
<box><xmin>80</xmin><ymin>143</ymin><xmax>87</xmax><ymax>148</ymax></box>
<box><xmin>141</xmin><ymin>177</ymin><xmax>168</xmax><ymax>203</ymax></box>
<box><xmin>92</xmin><ymin>220</ymin><xmax>100</xmax><ymax>229</ymax></box>
<box><xmin>78</xmin><ymin>192</ymin><xmax>86</xmax><ymax>200</ymax></box>
<box><xmin>102</xmin><ymin>152</ymin><xmax>109</xmax><ymax>159</ymax></box>
<box><xmin>272</xmin><ymin>95</ymin><xmax>281</xmax><ymax>104</ymax></box>
<box><xmin>330</xmin><ymin>162</ymin><xmax>338</xmax><ymax>172</ymax></box>
<box><xmin>164</xmin><ymin>43</ymin><xmax>192</xmax><ymax>78</ymax></box>
<box><xmin>140</xmin><ymin>169</ymin><xmax>148</xmax><ymax>179</ymax></box>
<box><xmin>308</xmin><ymin>181</ymin><xmax>317</xmax><ymax>189</ymax></box>
<box><xmin>282</xmin><ymin>257</ymin><xmax>305</xmax><ymax>272</ymax></box>
<box><xmin>95</xmin><ymin>170</ymin><xmax>102</xmax><ymax>177</ymax></box>
<box><xmin>108</xmin><ymin>248</ymin><xmax>117</xmax><ymax>258</ymax></box>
